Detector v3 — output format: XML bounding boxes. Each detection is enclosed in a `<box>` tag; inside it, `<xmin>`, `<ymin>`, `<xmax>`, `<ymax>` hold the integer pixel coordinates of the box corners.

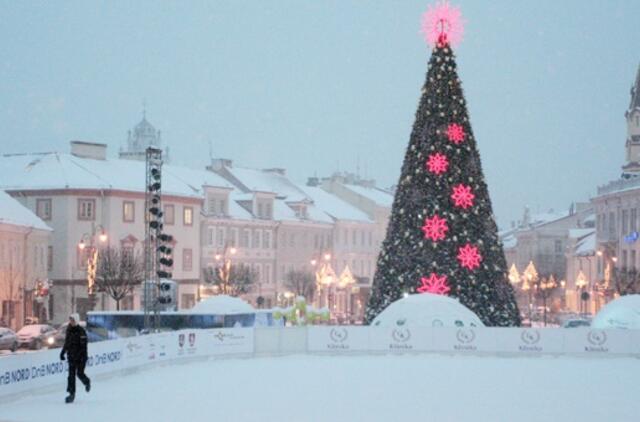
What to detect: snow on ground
<box><xmin>1</xmin><ymin>354</ymin><xmax>637</xmax><ymax>422</ymax></box>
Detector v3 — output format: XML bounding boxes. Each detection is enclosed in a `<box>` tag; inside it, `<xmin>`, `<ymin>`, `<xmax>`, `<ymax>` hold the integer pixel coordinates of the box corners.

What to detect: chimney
<box><xmin>208</xmin><ymin>158</ymin><xmax>233</xmax><ymax>172</ymax></box>
<box><xmin>70</xmin><ymin>141</ymin><xmax>107</xmax><ymax>160</ymax></box>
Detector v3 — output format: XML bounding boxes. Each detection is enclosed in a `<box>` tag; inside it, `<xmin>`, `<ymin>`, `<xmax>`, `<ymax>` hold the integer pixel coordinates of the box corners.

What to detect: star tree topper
<box><xmin>420</xmin><ymin>1</ymin><xmax>464</xmax><ymax>48</ymax></box>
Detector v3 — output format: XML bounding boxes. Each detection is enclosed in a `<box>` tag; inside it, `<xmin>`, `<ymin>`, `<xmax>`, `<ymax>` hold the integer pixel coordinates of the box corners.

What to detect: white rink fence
<box><xmin>1</xmin><ymin>326</ymin><xmax>639</xmax><ymax>401</ymax></box>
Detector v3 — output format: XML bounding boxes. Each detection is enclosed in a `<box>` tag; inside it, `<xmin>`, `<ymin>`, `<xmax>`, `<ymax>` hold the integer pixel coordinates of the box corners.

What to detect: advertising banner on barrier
<box><xmin>0</xmin><ymin>339</ymin><xmax>125</xmax><ymax>398</ymax></box>
<box><xmin>205</xmin><ymin>328</ymin><xmax>254</xmax><ymax>355</ymax></box>
<box><xmin>496</xmin><ymin>328</ymin><xmax>565</xmax><ymax>354</ymax></box>
<box><xmin>563</xmin><ymin>329</ymin><xmax>633</xmax><ymax>355</ymax></box>
<box><xmin>369</xmin><ymin>327</ymin><xmax>431</xmax><ymax>352</ymax></box>
<box><xmin>308</xmin><ymin>327</ymin><xmax>370</xmax><ymax>352</ymax></box>
<box><xmin>432</xmin><ymin>328</ymin><xmax>496</xmax><ymax>353</ymax></box>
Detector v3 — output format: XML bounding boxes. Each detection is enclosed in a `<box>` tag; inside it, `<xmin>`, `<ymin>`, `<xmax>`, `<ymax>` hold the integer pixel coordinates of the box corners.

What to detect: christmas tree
<box><xmin>365</xmin><ymin>2</ymin><xmax>520</xmax><ymax>326</ymax></box>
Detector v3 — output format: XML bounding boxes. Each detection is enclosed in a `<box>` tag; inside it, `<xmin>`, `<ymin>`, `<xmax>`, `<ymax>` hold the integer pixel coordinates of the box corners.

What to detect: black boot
<box><xmin>85</xmin><ymin>379</ymin><xmax>91</xmax><ymax>393</ymax></box>
<box><xmin>65</xmin><ymin>393</ymin><xmax>75</xmax><ymax>404</ymax></box>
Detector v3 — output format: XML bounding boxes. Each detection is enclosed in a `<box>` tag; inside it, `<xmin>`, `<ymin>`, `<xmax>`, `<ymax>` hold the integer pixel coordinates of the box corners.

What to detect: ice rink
<box><xmin>1</xmin><ymin>354</ymin><xmax>638</xmax><ymax>422</ymax></box>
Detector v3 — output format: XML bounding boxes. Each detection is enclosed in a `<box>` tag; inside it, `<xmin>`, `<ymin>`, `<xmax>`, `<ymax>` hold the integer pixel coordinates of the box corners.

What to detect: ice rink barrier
<box><xmin>1</xmin><ymin>326</ymin><xmax>638</xmax><ymax>400</ymax></box>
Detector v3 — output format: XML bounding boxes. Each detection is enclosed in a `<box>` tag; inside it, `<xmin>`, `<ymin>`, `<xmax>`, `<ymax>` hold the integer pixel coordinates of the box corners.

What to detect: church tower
<box><xmin>119</xmin><ymin>109</ymin><xmax>170</xmax><ymax>162</ymax></box>
<box><xmin>622</xmin><ymin>64</ymin><xmax>640</xmax><ymax>177</ymax></box>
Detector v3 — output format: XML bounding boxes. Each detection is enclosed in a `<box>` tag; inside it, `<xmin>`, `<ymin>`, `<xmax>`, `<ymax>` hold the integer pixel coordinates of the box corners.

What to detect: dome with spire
<box><xmin>119</xmin><ymin>109</ymin><xmax>169</xmax><ymax>162</ymax></box>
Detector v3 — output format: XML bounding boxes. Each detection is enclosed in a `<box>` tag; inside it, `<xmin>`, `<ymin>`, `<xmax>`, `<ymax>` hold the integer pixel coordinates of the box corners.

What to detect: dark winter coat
<box><xmin>60</xmin><ymin>325</ymin><xmax>88</xmax><ymax>362</ymax></box>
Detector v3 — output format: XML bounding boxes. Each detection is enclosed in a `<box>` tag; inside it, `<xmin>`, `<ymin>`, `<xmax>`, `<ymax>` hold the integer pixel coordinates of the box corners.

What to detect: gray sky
<box><xmin>1</xmin><ymin>1</ymin><xmax>639</xmax><ymax>228</ymax></box>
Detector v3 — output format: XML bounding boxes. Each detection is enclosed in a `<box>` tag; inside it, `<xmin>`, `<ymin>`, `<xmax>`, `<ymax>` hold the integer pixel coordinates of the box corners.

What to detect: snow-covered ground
<box><xmin>1</xmin><ymin>354</ymin><xmax>637</xmax><ymax>422</ymax></box>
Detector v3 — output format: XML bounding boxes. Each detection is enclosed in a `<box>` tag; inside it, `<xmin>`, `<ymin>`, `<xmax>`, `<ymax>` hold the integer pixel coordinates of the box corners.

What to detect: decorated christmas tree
<box><xmin>365</xmin><ymin>2</ymin><xmax>520</xmax><ymax>326</ymax></box>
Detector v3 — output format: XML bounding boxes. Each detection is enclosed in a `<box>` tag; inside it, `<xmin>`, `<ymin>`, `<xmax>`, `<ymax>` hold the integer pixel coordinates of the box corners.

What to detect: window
<box><xmin>352</xmin><ymin>230</ymin><xmax>357</xmax><ymax>245</ymax></box>
<box><xmin>632</xmin><ymin>250</ymin><xmax>637</xmax><ymax>270</ymax></box>
<box><xmin>253</xmin><ymin>230</ymin><xmax>261</xmax><ymax>249</ymax></box>
<box><xmin>554</xmin><ymin>240</ymin><xmax>563</xmax><ymax>254</ymax></box>
<box><xmin>264</xmin><ymin>264</ymin><xmax>272</xmax><ymax>283</ymax></box>
<box><xmin>622</xmin><ymin>210</ymin><xmax>629</xmax><ymax>234</ymax></box>
<box><xmin>344</xmin><ymin>229</ymin><xmax>348</xmax><ymax>245</ymax></box>
<box><xmin>265</xmin><ymin>203</ymin><xmax>272</xmax><ymax>219</ymax></box>
<box><xmin>609</xmin><ymin>212</ymin><xmax>616</xmax><ymax>237</ymax></box>
<box><xmin>368</xmin><ymin>231</ymin><xmax>372</xmax><ymax>246</ymax></box>
<box><xmin>123</xmin><ymin>201</ymin><xmax>135</xmax><ymax>223</ymax></box>
<box><xmin>230</xmin><ymin>228</ymin><xmax>238</xmax><ymax>247</ymax></box>
<box><xmin>217</xmin><ymin>228</ymin><xmax>225</xmax><ymax>247</ymax></box>
<box><xmin>47</xmin><ymin>246</ymin><xmax>53</xmax><ymax>271</ymax></box>
<box><xmin>632</xmin><ymin>209</ymin><xmax>638</xmax><ymax>232</ymax></box>
<box><xmin>257</xmin><ymin>203</ymin><xmax>263</xmax><ymax>218</ymax></box>
<box><xmin>36</xmin><ymin>199</ymin><xmax>52</xmax><ymax>220</ymax></box>
<box><xmin>241</xmin><ymin>229</ymin><xmax>250</xmax><ymax>247</ymax></box>
<box><xmin>263</xmin><ymin>231</ymin><xmax>271</xmax><ymax>249</ymax></box>
<box><xmin>636</xmin><ymin>115</ymin><xmax>640</xmax><ymax>127</ymax></box>
<box><xmin>183</xmin><ymin>206</ymin><xmax>193</xmax><ymax>226</ymax></box>
<box><xmin>164</xmin><ymin>205</ymin><xmax>175</xmax><ymax>225</ymax></box>
<box><xmin>361</xmin><ymin>230</ymin><xmax>365</xmax><ymax>246</ymax></box>
<box><xmin>77</xmin><ymin>247</ymin><xmax>91</xmax><ymax>269</ymax></box>
<box><xmin>208</xmin><ymin>227</ymin><xmax>215</xmax><ymax>246</ymax></box>
<box><xmin>78</xmin><ymin>198</ymin><xmax>96</xmax><ymax>221</ymax></box>
<box><xmin>208</xmin><ymin>198</ymin><xmax>217</xmax><ymax>215</ymax></box>
<box><xmin>622</xmin><ymin>250</ymin><xmax>628</xmax><ymax>269</ymax></box>
<box><xmin>254</xmin><ymin>264</ymin><xmax>261</xmax><ymax>282</ymax></box>
<box><xmin>183</xmin><ymin>249</ymin><xmax>193</xmax><ymax>271</ymax></box>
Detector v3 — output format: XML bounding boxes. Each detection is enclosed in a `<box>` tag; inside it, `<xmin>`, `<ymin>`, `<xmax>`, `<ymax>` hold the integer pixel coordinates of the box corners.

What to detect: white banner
<box><xmin>369</xmin><ymin>327</ymin><xmax>431</xmax><ymax>352</ymax></box>
<box><xmin>308</xmin><ymin>327</ymin><xmax>370</xmax><ymax>352</ymax></box>
<box><xmin>563</xmin><ymin>329</ymin><xmax>633</xmax><ymax>355</ymax></box>
<box><xmin>495</xmin><ymin>328</ymin><xmax>565</xmax><ymax>354</ymax></box>
<box><xmin>432</xmin><ymin>328</ymin><xmax>496</xmax><ymax>353</ymax></box>
<box><xmin>205</xmin><ymin>328</ymin><xmax>254</xmax><ymax>355</ymax></box>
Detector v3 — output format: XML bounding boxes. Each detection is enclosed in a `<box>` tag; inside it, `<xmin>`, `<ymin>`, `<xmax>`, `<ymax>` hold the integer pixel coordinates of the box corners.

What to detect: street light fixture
<box><xmin>522</xmin><ymin>261</ymin><xmax>538</xmax><ymax>325</ymax></box>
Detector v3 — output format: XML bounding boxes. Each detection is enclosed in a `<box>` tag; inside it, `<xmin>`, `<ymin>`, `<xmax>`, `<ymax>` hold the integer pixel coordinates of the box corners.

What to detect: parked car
<box><xmin>0</xmin><ymin>328</ymin><xmax>18</xmax><ymax>352</ymax></box>
<box><xmin>16</xmin><ymin>324</ymin><xmax>56</xmax><ymax>350</ymax></box>
<box><xmin>562</xmin><ymin>318</ymin><xmax>591</xmax><ymax>328</ymax></box>
<box><xmin>50</xmin><ymin>321</ymin><xmax>87</xmax><ymax>348</ymax></box>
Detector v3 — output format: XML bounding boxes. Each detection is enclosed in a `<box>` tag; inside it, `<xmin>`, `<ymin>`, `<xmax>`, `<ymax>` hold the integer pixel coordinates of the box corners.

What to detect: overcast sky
<box><xmin>1</xmin><ymin>1</ymin><xmax>639</xmax><ymax>228</ymax></box>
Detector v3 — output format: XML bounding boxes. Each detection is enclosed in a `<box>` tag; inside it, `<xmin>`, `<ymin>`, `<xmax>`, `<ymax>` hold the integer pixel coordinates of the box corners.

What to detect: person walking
<box><xmin>59</xmin><ymin>313</ymin><xmax>91</xmax><ymax>403</ymax></box>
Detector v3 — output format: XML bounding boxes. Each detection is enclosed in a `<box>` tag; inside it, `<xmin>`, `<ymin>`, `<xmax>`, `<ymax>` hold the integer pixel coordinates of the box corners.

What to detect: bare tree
<box><xmin>614</xmin><ymin>268</ymin><xmax>640</xmax><ymax>296</ymax></box>
<box><xmin>203</xmin><ymin>263</ymin><xmax>257</xmax><ymax>296</ymax></box>
<box><xmin>284</xmin><ymin>269</ymin><xmax>316</xmax><ymax>302</ymax></box>
<box><xmin>95</xmin><ymin>247</ymin><xmax>144</xmax><ymax>310</ymax></box>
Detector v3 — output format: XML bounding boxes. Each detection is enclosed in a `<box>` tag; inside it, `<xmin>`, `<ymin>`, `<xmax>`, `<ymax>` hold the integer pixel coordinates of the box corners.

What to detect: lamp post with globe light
<box><xmin>78</xmin><ymin>224</ymin><xmax>108</xmax><ymax>311</ymax></box>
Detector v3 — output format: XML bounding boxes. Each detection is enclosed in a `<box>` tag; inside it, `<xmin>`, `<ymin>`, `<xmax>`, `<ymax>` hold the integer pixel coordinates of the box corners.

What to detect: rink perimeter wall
<box><xmin>1</xmin><ymin>326</ymin><xmax>639</xmax><ymax>401</ymax></box>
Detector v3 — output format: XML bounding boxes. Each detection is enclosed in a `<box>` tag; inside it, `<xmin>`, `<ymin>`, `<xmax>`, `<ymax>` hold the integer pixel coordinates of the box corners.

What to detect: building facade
<box><xmin>0</xmin><ymin>191</ymin><xmax>51</xmax><ymax>330</ymax></box>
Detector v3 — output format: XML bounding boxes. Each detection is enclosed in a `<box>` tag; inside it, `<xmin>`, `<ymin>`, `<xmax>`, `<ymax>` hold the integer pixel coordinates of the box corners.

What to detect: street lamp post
<box><xmin>214</xmin><ymin>243</ymin><xmax>237</xmax><ymax>295</ymax></box>
<box><xmin>539</xmin><ymin>275</ymin><xmax>557</xmax><ymax>326</ymax></box>
<box><xmin>522</xmin><ymin>261</ymin><xmax>538</xmax><ymax>326</ymax></box>
<box><xmin>575</xmin><ymin>270</ymin><xmax>588</xmax><ymax>315</ymax></box>
<box><xmin>77</xmin><ymin>224</ymin><xmax>107</xmax><ymax>311</ymax></box>
<box><xmin>310</xmin><ymin>252</ymin><xmax>334</xmax><ymax>316</ymax></box>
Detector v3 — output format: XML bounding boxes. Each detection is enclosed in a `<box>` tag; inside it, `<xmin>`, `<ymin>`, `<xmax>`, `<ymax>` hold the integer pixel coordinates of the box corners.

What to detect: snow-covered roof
<box><xmin>0</xmin><ymin>190</ymin><xmax>51</xmax><ymax>231</ymax></box>
<box><xmin>0</xmin><ymin>152</ymin><xmax>233</xmax><ymax>198</ymax></box>
<box><xmin>343</xmin><ymin>184</ymin><xmax>393</xmax><ymax>207</ymax></box>
<box><xmin>301</xmin><ymin>187</ymin><xmax>373</xmax><ymax>223</ymax></box>
<box><xmin>501</xmin><ymin>234</ymin><xmax>517</xmax><ymax>249</ymax></box>
<box><xmin>574</xmin><ymin>231</ymin><xmax>596</xmax><ymax>256</ymax></box>
<box><xmin>190</xmin><ymin>295</ymin><xmax>254</xmax><ymax>314</ymax></box>
<box><xmin>227</xmin><ymin>167</ymin><xmax>308</xmax><ymax>201</ymax></box>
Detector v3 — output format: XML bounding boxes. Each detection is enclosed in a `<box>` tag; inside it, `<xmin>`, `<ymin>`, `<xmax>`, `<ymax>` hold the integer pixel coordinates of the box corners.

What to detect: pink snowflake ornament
<box><xmin>417</xmin><ymin>273</ymin><xmax>450</xmax><ymax>295</ymax></box>
<box><xmin>457</xmin><ymin>243</ymin><xmax>482</xmax><ymax>270</ymax></box>
<box><xmin>446</xmin><ymin>123</ymin><xmax>465</xmax><ymax>144</ymax></box>
<box><xmin>426</xmin><ymin>152</ymin><xmax>449</xmax><ymax>175</ymax></box>
<box><xmin>420</xmin><ymin>1</ymin><xmax>465</xmax><ymax>48</ymax></box>
<box><xmin>451</xmin><ymin>184</ymin><xmax>474</xmax><ymax>209</ymax></box>
<box><xmin>422</xmin><ymin>214</ymin><xmax>448</xmax><ymax>241</ymax></box>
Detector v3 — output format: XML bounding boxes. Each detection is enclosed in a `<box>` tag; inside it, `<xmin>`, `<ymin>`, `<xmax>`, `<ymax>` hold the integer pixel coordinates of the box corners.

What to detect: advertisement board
<box><xmin>369</xmin><ymin>327</ymin><xmax>432</xmax><ymax>352</ymax></box>
<box><xmin>308</xmin><ymin>327</ymin><xmax>370</xmax><ymax>352</ymax></box>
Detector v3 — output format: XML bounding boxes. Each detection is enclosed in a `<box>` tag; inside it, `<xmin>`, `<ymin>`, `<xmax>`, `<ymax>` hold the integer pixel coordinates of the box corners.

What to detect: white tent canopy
<box><xmin>371</xmin><ymin>293</ymin><xmax>485</xmax><ymax>328</ymax></box>
<box><xmin>190</xmin><ymin>295</ymin><xmax>254</xmax><ymax>315</ymax></box>
<box><xmin>592</xmin><ymin>294</ymin><xmax>640</xmax><ymax>329</ymax></box>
